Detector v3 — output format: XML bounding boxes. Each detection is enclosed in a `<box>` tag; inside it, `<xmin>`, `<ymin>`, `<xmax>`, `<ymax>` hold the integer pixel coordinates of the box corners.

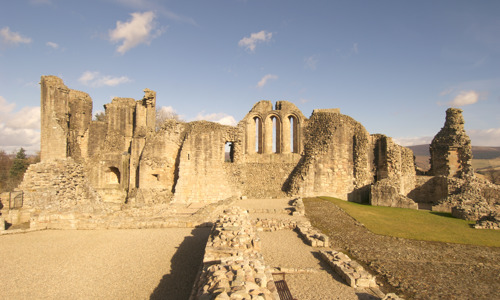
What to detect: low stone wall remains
<box><xmin>319</xmin><ymin>250</ymin><xmax>377</xmax><ymax>288</ymax></box>
<box><xmin>190</xmin><ymin>207</ymin><xmax>279</xmax><ymax>300</ymax></box>
<box><xmin>253</xmin><ymin>218</ymin><xmax>297</xmax><ymax>232</ymax></box>
<box><xmin>291</xmin><ymin>197</ymin><xmax>305</xmax><ymax>216</ymax></box>
<box><xmin>296</xmin><ymin>221</ymin><xmax>330</xmax><ymax>247</ymax></box>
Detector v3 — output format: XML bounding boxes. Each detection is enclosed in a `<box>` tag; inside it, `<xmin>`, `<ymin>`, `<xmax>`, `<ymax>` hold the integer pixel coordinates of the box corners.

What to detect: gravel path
<box><xmin>0</xmin><ymin>228</ymin><xmax>210</xmax><ymax>300</ymax></box>
<box><xmin>259</xmin><ymin>230</ymin><xmax>359</xmax><ymax>300</ymax></box>
<box><xmin>238</xmin><ymin>198</ymin><xmax>365</xmax><ymax>299</ymax></box>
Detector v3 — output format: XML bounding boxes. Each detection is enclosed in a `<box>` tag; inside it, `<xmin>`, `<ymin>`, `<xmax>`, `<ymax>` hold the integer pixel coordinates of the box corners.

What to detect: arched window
<box><xmin>271</xmin><ymin>116</ymin><xmax>280</xmax><ymax>153</ymax></box>
<box><xmin>289</xmin><ymin>115</ymin><xmax>298</xmax><ymax>153</ymax></box>
<box><xmin>254</xmin><ymin>116</ymin><xmax>263</xmax><ymax>153</ymax></box>
<box><xmin>108</xmin><ymin>167</ymin><xmax>120</xmax><ymax>184</ymax></box>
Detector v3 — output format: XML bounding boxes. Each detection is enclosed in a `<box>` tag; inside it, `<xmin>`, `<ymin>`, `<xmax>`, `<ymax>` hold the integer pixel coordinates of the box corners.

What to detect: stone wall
<box><xmin>286</xmin><ymin>109</ymin><xmax>376</xmax><ymax>200</ymax></box>
<box><xmin>370</xmin><ymin>135</ymin><xmax>417</xmax><ymax>208</ymax></box>
<box><xmin>429</xmin><ymin>108</ymin><xmax>473</xmax><ymax>178</ymax></box>
<box><xmin>131</xmin><ymin>119</ymin><xmax>186</xmax><ymax>204</ymax></box>
<box><xmin>173</xmin><ymin>121</ymin><xmax>241</xmax><ymax>202</ymax></box>
<box><xmin>19</xmin><ymin>158</ymin><xmax>103</xmax><ymax>213</ymax></box>
<box><xmin>407</xmin><ymin>176</ymin><xmax>449</xmax><ymax>207</ymax></box>
<box><xmin>21</xmin><ymin>75</ymin><xmax>434</xmax><ymax>215</ymax></box>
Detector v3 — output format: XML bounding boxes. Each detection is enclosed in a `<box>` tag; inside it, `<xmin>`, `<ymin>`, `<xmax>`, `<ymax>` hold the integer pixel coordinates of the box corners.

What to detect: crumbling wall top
<box><xmin>430</xmin><ymin>108</ymin><xmax>473</xmax><ymax>177</ymax></box>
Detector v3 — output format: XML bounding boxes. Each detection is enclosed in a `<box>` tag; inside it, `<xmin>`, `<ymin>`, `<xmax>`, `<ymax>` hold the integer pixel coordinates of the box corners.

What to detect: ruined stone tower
<box><xmin>429</xmin><ymin>108</ymin><xmax>473</xmax><ymax>177</ymax></box>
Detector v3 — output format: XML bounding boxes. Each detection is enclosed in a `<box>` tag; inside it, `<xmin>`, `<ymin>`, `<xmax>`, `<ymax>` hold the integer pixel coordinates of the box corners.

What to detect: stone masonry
<box><xmin>12</xmin><ymin>75</ymin><xmax>498</xmax><ymax>225</ymax></box>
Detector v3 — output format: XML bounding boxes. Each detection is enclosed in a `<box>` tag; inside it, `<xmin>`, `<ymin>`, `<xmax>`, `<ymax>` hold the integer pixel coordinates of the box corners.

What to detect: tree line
<box><xmin>0</xmin><ymin>148</ymin><xmax>40</xmax><ymax>193</ymax></box>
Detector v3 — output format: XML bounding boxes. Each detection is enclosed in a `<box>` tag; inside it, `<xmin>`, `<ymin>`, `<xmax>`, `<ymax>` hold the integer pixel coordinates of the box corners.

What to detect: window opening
<box><xmin>289</xmin><ymin>116</ymin><xmax>298</xmax><ymax>153</ymax></box>
<box><xmin>108</xmin><ymin>167</ymin><xmax>120</xmax><ymax>184</ymax></box>
<box><xmin>271</xmin><ymin>116</ymin><xmax>281</xmax><ymax>153</ymax></box>
<box><xmin>254</xmin><ymin>117</ymin><xmax>262</xmax><ymax>153</ymax></box>
<box><xmin>225</xmin><ymin>142</ymin><xmax>234</xmax><ymax>162</ymax></box>
<box><xmin>272</xmin><ymin>116</ymin><xmax>277</xmax><ymax>153</ymax></box>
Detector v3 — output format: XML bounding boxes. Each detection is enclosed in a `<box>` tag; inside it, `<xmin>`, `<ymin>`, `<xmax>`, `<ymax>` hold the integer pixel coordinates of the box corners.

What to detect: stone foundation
<box><xmin>190</xmin><ymin>207</ymin><xmax>279</xmax><ymax>299</ymax></box>
<box><xmin>319</xmin><ymin>250</ymin><xmax>377</xmax><ymax>288</ymax></box>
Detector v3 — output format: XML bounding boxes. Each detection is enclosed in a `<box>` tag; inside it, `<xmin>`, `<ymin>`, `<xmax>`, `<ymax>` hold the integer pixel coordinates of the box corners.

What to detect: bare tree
<box><xmin>156</xmin><ymin>106</ymin><xmax>181</xmax><ymax>131</ymax></box>
<box><xmin>94</xmin><ymin>111</ymin><xmax>106</xmax><ymax>122</ymax></box>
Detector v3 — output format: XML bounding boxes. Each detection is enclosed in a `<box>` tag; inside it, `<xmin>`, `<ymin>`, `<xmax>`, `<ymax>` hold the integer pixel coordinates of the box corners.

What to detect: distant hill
<box><xmin>407</xmin><ymin>144</ymin><xmax>500</xmax><ymax>175</ymax></box>
<box><xmin>407</xmin><ymin>145</ymin><xmax>500</xmax><ymax>160</ymax></box>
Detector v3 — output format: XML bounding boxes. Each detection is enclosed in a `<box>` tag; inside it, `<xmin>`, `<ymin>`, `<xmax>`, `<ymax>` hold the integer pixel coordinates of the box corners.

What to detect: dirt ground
<box><xmin>304</xmin><ymin>198</ymin><xmax>500</xmax><ymax>300</ymax></box>
<box><xmin>0</xmin><ymin>228</ymin><xmax>210</xmax><ymax>300</ymax></box>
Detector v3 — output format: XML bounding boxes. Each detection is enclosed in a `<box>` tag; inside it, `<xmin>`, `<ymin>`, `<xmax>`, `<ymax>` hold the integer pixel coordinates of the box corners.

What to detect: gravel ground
<box><xmin>237</xmin><ymin>198</ymin><xmax>294</xmax><ymax>210</ymax></box>
<box><xmin>304</xmin><ymin>198</ymin><xmax>500</xmax><ymax>300</ymax></box>
<box><xmin>0</xmin><ymin>228</ymin><xmax>210</xmax><ymax>300</ymax></box>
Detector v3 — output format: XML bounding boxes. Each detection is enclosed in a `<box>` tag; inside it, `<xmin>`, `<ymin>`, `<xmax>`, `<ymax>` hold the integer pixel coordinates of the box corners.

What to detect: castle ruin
<box><xmin>3</xmin><ymin>75</ymin><xmax>499</xmax><ymax>229</ymax></box>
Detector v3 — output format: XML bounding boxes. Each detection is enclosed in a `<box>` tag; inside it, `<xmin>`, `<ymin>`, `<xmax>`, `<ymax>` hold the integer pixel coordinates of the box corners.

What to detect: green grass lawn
<box><xmin>317</xmin><ymin>196</ymin><xmax>500</xmax><ymax>247</ymax></box>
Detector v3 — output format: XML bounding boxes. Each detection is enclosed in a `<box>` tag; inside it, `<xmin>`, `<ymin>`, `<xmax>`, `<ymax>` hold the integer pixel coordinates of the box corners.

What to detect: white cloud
<box><xmin>468</xmin><ymin>128</ymin><xmax>500</xmax><ymax>146</ymax></box>
<box><xmin>448</xmin><ymin>90</ymin><xmax>480</xmax><ymax>107</ymax></box>
<box><xmin>0</xmin><ymin>96</ymin><xmax>16</xmax><ymax>113</ymax></box>
<box><xmin>0</xmin><ymin>96</ymin><xmax>40</xmax><ymax>154</ymax></box>
<box><xmin>304</xmin><ymin>55</ymin><xmax>319</xmax><ymax>70</ymax></box>
<box><xmin>0</xmin><ymin>27</ymin><xmax>32</xmax><ymax>46</ymax></box>
<box><xmin>256</xmin><ymin>74</ymin><xmax>278</xmax><ymax>88</ymax></box>
<box><xmin>238</xmin><ymin>30</ymin><xmax>272</xmax><ymax>52</ymax></box>
<box><xmin>46</xmin><ymin>41</ymin><xmax>59</xmax><ymax>49</ymax></box>
<box><xmin>194</xmin><ymin>112</ymin><xmax>237</xmax><ymax>126</ymax></box>
<box><xmin>6</xmin><ymin>107</ymin><xmax>41</xmax><ymax>130</ymax></box>
<box><xmin>78</xmin><ymin>71</ymin><xmax>131</xmax><ymax>87</ymax></box>
<box><xmin>393</xmin><ymin>136</ymin><xmax>433</xmax><ymax>147</ymax></box>
<box><xmin>109</xmin><ymin>11</ymin><xmax>163</xmax><ymax>54</ymax></box>
<box><xmin>158</xmin><ymin>105</ymin><xmax>176</xmax><ymax>115</ymax></box>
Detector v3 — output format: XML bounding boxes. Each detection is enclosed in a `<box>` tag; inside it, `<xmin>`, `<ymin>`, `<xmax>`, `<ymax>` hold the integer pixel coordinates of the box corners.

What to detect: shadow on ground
<box><xmin>429</xmin><ymin>211</ymin><xmax>455</xmax><ymax>219</ymax></box>
<box><xmin>150</xmin><ymin>227</ymin><xmax>210</xmax><ymax>300</ymax></box>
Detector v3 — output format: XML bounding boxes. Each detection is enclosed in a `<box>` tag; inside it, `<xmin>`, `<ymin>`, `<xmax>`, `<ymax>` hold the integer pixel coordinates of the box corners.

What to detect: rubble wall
<box><xmin>285</xmin><ymin>110</ymin><xmax>374</xmax><ymax>200</ymax></box>
<box><xmin>429</xmin><ymin>108</ymin><xmax>473</xmax><ymax>177</ymax></box>
<box><xmin>19</xmin><ymin>159</ymin><xmax>103</xmax><ymax>212</ymax></box>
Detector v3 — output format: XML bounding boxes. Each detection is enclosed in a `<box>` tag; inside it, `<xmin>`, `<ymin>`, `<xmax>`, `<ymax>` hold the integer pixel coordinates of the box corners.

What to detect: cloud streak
<box><xmin>0</xmin><ymin>27</ymin><xmax>32</xmax><ymax>46</ymax></box>
<box><xmin>238</xmin><ymin>30</ymin><xmax>272</xmax><ymax>52</ymax></box>
<box><xmin>78</xmin><ymin>71</ymin><xmax>131</xmax><ymax>87</ymax></box>
<box><xmin>109</xmin><ymin>11</ymin><xmax>163</xmax><ymax>54</ymax></box>
<box><xmin>256</xmin><ymin>74</ymin><xmax>278</xmax><ymax>88</ymax></box>
<box><xmin>46</xmin><ymin>41</ymin><xmax>59</xmax><ymax>49</ymax></box>
<box><xmin>448</xmin><ymin>90</ymin><xmax>480</xmax><ymax>107</ymax></box>
<box><xmin>468</xmin><ymin>128</ymin><xmax>500</xmax><ymax>146</ymax></box>
<box><xmin>393</xmin><ymin>136</ymin><xmax>433</xmax><ymax>147</ymax></box>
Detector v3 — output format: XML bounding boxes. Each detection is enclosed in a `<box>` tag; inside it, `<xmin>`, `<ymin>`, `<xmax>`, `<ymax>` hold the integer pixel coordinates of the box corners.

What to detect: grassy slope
<box><xmin>317</xmin><ymin>196</ymin><xmax>500</xmax><ymax>247</ymax></box>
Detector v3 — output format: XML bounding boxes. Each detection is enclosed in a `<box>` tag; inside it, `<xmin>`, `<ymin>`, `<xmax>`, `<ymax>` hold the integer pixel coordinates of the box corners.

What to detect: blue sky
<box><xmin>1</xmin><ymin>0</ymin><xmax>499</xmax><ymax>154</ymax></box>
